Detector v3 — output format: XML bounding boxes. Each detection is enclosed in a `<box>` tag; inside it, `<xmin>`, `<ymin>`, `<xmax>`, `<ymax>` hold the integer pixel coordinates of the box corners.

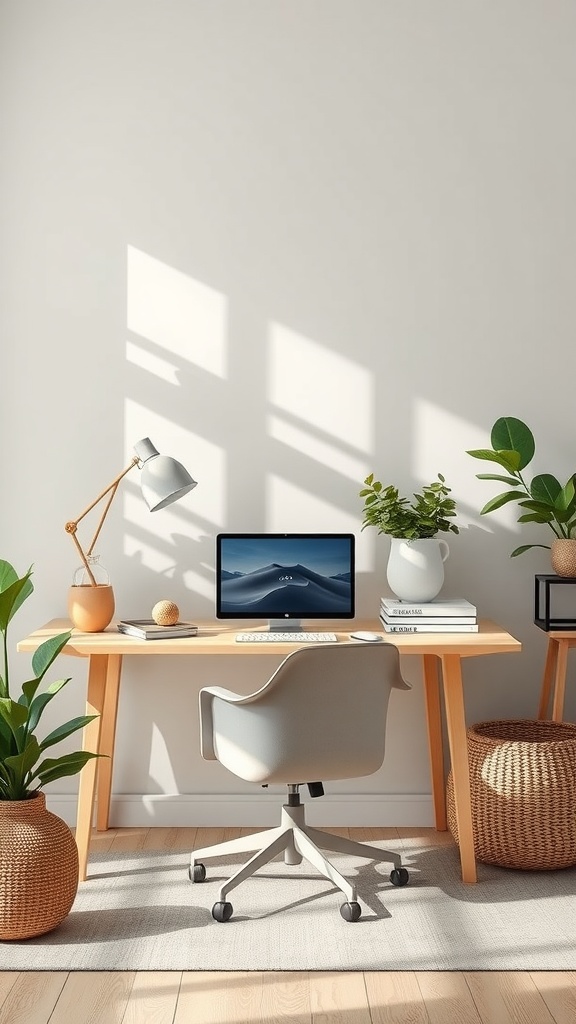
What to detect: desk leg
<box><xmin>538</xmin><ymin>638</ymin><xmax>558</xmax><ymax>720</ymax></box>
<box><xmin>551</xmin><ymin>640</ymin><xmax>569</xmax><ymax>723</ymax></box>
<box><xmin>76</xmin><ymin>654</ymin><xmax>108</xmax><ymax>882</ymax></box>
<box><xmin>422</xmin><ymin>654</ymin><xmax>446</xmax><ymax>831</ymax></box>
<box><xmin>441</xmin><ymin>653</ymin><xmax>476</xmax><ymax>884</ymax></box>
<box><xmin>96</xmin><ymin>655</ymin><xmax>123</xmax><ymax>832</ymax></box>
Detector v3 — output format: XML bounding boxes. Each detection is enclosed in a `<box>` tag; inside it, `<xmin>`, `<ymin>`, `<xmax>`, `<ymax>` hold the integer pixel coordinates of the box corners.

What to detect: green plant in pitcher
<box><xmin>467</xmin><ymin>416</ymin><xmax>576</xmax><ymax>557</ymax></box>
<box><xmin>359</xmin><ymin>473</ymin><xmax>459</xmax><ymax>540</ymax></box>
<box><xmin>0</xmin><ymin>559</ymin><xmax>101</xmax><ymax>801</ymax></box>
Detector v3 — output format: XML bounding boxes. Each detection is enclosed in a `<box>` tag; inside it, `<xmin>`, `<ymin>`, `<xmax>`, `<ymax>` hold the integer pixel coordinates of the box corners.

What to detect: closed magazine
<box><xmin>380</xmin><ymin>597</ymin><xmax>477</xmax><ymax>617</ymax></box>
<box><xmin>380</xmin><ymin>616</ymin><xmax>478</xmax><ymax>634</ymax></box>
<box><xmin>380</xmin><ymin>611</ymin><xmax>477</xmax><ymax>626</ymax></box>
<box><xmin>117</xmin><ymin>619</ymin><xmax>198</xmax><ymax>639</ymax></box>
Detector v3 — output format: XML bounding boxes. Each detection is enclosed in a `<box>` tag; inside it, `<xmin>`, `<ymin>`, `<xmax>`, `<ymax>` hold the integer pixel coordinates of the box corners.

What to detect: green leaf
<box><xmin>557</xmin><ymin>476</ymin><xmax>576</xmax><ymax>512</ymax></box>
<box><xmin>517</xmin><ymin>512</ymin><xmax>553</xmax><ymax>524</ymax></box>
<box><xmin>530</xmin><ymin>474</ymin><xmax>562</xmax><ymax>505</ymax></box>
<box><xmin>511</xmin><ymin>543</ymin><xmax>551</xmax><ymax>556</ymax></box>
<box><xmin>0</xmin><ymin>570</ymin><xmax>34</xmax><ymax>634</ymax></box>
<box><xmin>31</xmin><ymin>632</ymin><xmax>72</xmax><ymax>682</ymax></box>
<box><xmin>0</xmin><ymin>560</ymin><xmax>19</xmax><ymax>594</ymax></box>
<box><xmin>467</xmin><ymin>449</ymin><xmax>522</xmax><ymax>472</ymax></box>
<box><xmin>480</xmin><ymin>491</ymin><xmax>527</xmax><ymax>514</ymax></box>
<box><xmin>0</xmin><ymin>714</ymin><xmax>15</xmax><ymax>755</ymax></box>
<box><xmin>547</xmin><ymin>507</ymin><xmax>573</xmax><ymax>524</ymax></box>
<box><xmin>21</xmin><ymin>676</ymin><xmax>42</xmax><ymax>707</ymax></box>
<box><xmin>5</xmin><ymin>737</ymin><xmax>40</xmax><ymax>780</ymax></box>
<box><xmin>490</xmin><ymin>417</ymin><xmax>535</xmax><ymax>470</ymax></box>
<box><xmin>0</xmin><ymin>697</ymin><xmax>28</xmax><ymax>736</ymax></box>
<box><xmin>32</xmin><ymin>750</ymin><xmax>102</xmax><ymax>787</ymax></box>
<box><xmin>475</xmin><ymin>473</ymin><xmax>523</xmax><ymax>487</ymax></box>
<box><xmin>27</xmin><ymin>679</ymin><xmax>70</xmax><ymax>733</ymax></box>
<box><xmin>517</xmin><ymin>499</ymin><xmax>556</xmax><ymax>518</ymax></box>
<box><xmin>40</xmin><ymin>714</ymin><xmax>98</xmax><ymax>750</ymax></box>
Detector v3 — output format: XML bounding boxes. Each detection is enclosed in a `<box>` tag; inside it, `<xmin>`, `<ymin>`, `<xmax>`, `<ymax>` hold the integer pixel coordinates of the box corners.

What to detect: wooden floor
<box><xmin>1</xmin><ymin>826</ymin><xmax>575</xmax><ymax>1024</ymax></box>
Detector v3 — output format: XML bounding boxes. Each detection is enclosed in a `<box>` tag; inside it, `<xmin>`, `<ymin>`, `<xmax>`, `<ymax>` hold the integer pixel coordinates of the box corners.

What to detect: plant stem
<box><xmin>1</xmin><ymin>630</ymin><xmax>8</xmax><ymax>698</ymax></box>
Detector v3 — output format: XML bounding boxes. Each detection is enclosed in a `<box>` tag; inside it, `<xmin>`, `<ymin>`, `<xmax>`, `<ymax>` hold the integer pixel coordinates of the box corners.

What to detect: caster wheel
<box><xmin>390</xmin><ymin>867</ymin><xmax>409</xmax><ymax>886</ymax></box>
<box><xmin>212</xmin><ymin>901</ymin><xmax>233</xmax><ymax>922</ymax></box>
<box><xmin>340</xmin><ymin>901</ymin><xmax>361</xmax><ymax>922</ymax></box>
<box><xmin>189</xmin><ymin>863</ymin><xmax>206</xmax><ymax>882</ymax></box>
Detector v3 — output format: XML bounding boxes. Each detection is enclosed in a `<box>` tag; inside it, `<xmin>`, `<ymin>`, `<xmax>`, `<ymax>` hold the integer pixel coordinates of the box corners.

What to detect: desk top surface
<box><xmin>17</xmin><ymin>618</ymin><xmax>522</xmax><ymax>658</ymax></box>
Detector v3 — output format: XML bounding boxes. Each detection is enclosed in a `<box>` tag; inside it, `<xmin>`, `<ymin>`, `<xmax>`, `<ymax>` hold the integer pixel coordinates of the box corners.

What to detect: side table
<box><xmin>535</xmin><ymin>574</ymin><xmax>576</xmax><ymax>722</ymax></box>
<box><xmin>537</xmin><ymin>631</ymin><xmax>576</xmax><ymax>722</ymax></box>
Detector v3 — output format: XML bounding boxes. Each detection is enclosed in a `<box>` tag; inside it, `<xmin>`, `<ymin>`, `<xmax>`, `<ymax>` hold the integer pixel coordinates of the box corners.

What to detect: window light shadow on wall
<box><xmin>414</xmin><ymin>398</ymin><xmax>521</xmax><ymax>539</ymax></box>
<box><xmin>267</xmin><ymin>322</ymin><xmax>375</xmax><ymax>571</ymax></box>
<box><xmin>123</xmin><ymin>399</ymin><xmax>224</xmax><ymax>593</ymax></box>
<box><xmin>127</xmin><ymin>245</ymin><xmax>228</xmax><ymax>378</ymax></box>
<box><xmin>148</xmin><ymin>723</ymin><xmax>179</xmax><ymax>796</ymax></box>
<box><xmin>268</xmin><ymin>322</ymin><xmax>373</xmax><ymax>448</ymax></box>
<box><xmin>124</xmin><ymin>246</ymin><xmax>229</xmax><ymax>600</ymax></box>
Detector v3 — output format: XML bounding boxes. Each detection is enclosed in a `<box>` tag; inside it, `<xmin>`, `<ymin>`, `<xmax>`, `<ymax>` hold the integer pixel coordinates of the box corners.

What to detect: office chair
<box><xmin>190</xmin><ymin>642</ymin><xmax>411</xmax><ymax>922</ymax></box>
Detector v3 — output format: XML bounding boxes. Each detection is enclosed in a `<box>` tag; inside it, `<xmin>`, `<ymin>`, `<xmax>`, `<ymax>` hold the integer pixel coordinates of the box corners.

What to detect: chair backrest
<box><xmin>200</xmin><ymin>642</ymin><xmax>410</xmax><ymax>785</ymax></box>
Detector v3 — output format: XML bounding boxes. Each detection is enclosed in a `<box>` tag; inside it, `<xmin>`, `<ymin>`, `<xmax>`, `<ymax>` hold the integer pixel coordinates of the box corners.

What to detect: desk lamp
<box><xmin>66</xmin><ymin>437</ymin><xmax>197</xmax><ymax>632</ymax></box>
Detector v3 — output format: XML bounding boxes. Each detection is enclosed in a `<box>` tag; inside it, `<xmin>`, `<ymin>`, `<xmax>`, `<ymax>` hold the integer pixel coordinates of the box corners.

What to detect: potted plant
<box><xmin>466</xmin><ymin>416</ymin><xmax>576</xmax><ymax>574</ymax></box>
<box><xmin>0</xmin><ymin>558</ymin><xmax>101</xmax><ymax>940</ymax></box>
<box><xmin>359</xmin><ymin>473</ymin><xmax>459</xmax><ymax>601</ymax></box>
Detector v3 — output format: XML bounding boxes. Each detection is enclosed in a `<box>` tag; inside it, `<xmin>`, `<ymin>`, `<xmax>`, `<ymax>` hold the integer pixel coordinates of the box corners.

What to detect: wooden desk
<box><xmin>537</xmin><ymin>629</ymin><xmax>576</xmax><ymax>721</ymax></box>
<box><xmin>17</xmin><ymin>618</ymin><xmax>521</xmax><ymax>885</ymax></box>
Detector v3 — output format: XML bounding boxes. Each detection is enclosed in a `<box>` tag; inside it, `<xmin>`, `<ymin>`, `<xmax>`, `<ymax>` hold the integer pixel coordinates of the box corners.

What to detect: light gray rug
<box><xmin>2</xmin><ymin>836</ymin><xmax>576</xmax><ymax>971</ymax></box>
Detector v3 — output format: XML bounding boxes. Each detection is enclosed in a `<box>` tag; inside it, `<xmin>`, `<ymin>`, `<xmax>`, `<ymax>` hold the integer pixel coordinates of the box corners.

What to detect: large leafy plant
<box><xmin>360</xmin><ymin>473</ymin><xmax>459</xmax><ymax>540</ymax></box>
<box><xmin>467</xmin><ymin>416</ymin><xmax>576</xmax><ymax>557</ymax></box>
<box><xmin>0</xmin><ymin>559</ymin><xmax>100</xmax><ymax>801</ymax></box>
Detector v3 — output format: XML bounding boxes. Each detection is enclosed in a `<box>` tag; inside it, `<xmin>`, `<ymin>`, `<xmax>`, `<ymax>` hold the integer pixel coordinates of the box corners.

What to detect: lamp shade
<box><xmin>134</xmin><ymin>437</ymin><xmax>198</xmax><ymax>512</ymax></box>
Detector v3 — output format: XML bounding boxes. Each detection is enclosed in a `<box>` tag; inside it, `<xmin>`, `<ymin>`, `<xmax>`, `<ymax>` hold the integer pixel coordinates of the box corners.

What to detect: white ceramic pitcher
<box><xmin>386</xmin><ymin>537</ymin><xmax>450</xmax><ymax>603</ymax></box>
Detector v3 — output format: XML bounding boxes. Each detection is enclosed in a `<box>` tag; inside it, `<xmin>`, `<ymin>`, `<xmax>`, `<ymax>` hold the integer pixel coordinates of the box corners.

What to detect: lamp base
<box><xmin>67</xmin><ymin>584</ymin><xmax>115</xmax><ymax>633</ymax></box>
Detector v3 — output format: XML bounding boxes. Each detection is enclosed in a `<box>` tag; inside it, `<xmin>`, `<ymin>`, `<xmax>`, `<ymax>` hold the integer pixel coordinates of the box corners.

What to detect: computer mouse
<box><xmin>349</xmin><ymin>631</ymin><xmax>384</xmax><ymax>642</ymax></box>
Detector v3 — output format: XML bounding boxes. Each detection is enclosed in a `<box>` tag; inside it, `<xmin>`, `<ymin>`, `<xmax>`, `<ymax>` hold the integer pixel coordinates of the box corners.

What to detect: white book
<box><xmin>380</xmin><ymin>611</ymin><xmax>477</xmax><ymax>626</ymax></box>
<box><xmin>117</xmin><ymin>619</ymin><xmax>198</xmax><ymax>640</ymax></box>
<box><xmin>380</xmin><ymin>597</ymin><xmax>477</xmax><ymax>617</ymax></box>
<box><xmin>380</xmin><ymin>616</ymin><xmax>479</xmax><ymax>634</ymax></box>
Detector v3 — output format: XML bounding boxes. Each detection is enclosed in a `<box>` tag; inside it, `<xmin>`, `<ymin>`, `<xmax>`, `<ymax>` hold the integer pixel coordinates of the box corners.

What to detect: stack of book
<box><xmin>379</xmin><ymin>597</ymin><xmax>478</xmax><ymax>633</ymax></box>
<box><xmin>117</xmin><ymin>619</ymin><xmax>199</xmax><ymax>640</ymax></box>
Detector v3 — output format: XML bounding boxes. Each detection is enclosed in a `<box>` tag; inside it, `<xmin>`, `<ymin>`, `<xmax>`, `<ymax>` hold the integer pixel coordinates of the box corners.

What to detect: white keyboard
<box><xmin>235</xmin><ymin>631</ymin><xmax>338</xmax><ymax>643</ymax></box>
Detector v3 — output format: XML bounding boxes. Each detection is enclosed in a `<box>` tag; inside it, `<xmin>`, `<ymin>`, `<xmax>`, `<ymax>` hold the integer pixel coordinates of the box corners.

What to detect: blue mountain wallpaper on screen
<box><xmin>218</xmin><ymin>536</ymin><xmax>353</xmax><ymax>616</ymax></box>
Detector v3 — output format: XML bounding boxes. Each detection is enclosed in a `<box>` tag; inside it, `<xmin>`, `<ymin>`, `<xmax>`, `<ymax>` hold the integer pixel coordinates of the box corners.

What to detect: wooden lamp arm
<box><xmin>65</xmin><ymin>457</ymin><xmax>140</xmax><ymax>586</ymax></box>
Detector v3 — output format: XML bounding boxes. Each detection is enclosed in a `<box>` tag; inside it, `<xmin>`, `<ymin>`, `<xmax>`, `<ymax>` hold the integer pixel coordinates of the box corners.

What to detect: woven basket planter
<box><xmin>447</xmin><ymin>719</ymin><xmax>576</xmax><ymax>870</ymax></box>
<box><xmin>0</xmin><ymin>791</ymin><xmax>79</xmax><ymax>940</ymax></box>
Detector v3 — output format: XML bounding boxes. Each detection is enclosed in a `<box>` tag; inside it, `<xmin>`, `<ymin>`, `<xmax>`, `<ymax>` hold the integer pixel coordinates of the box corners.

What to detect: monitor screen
<box><xmin>216</xmin><ymin>533</ymin><xmax>355</xmax><ymax>622</ymax></box>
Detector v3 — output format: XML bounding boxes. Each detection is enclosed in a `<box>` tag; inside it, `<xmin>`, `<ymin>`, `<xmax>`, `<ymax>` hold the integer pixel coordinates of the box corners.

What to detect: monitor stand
<box><xmin>268</xmin><ymin>619</ymin><xmax>303</xmax><ymax>632</ymax></box>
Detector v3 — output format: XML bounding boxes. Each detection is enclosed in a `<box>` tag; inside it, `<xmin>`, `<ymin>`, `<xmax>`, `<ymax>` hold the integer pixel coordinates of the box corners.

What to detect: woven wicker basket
<box><xmin>447</xmin><ymin>718</ymin><xmax>576</xmax><ymax>870</ymax></box>
<box><xmin>0</xmin><ymin>791</ymin><xmax>79</xmax><ymax>939</ymax></box>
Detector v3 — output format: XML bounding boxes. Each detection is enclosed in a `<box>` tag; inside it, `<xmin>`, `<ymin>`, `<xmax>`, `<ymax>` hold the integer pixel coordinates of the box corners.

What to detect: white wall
<box><xmin>2</xmin><ymin>0</ymin><xmax>576</xmax><ymax>826</ymax></box>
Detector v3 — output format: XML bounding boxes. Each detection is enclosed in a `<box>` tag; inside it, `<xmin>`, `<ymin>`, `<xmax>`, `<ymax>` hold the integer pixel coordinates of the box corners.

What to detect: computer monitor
<box><xmin>216</xmin><ymin>533</ymin><xmax>355</xmax><ymax>631</ymax></box>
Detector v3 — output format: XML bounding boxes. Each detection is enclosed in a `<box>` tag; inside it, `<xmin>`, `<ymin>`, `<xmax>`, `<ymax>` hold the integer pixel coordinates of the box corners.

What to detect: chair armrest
<box><xmin>198</xmin><ymin>686</ymin><xmax>257</xmax><ymax>760</ymax></box>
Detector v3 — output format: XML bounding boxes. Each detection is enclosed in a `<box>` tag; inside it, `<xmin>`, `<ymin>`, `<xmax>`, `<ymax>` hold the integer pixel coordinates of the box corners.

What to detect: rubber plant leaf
<box><xmin>490</xmin><ymin>417</ymin><xmax>535</xmax><ymax>470</ymax></box>
<box><xmin>480</xmin><ymin>491</ymin><xmax>527</xmax><ymax>515</ymax></box>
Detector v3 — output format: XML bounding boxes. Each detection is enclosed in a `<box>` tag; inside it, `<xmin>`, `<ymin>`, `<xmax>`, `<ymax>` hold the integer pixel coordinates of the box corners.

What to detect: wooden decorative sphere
<box><xmin>152</xmin><ymin>600</ymin><xmax>180</xmax><ymax>626</ymax></box>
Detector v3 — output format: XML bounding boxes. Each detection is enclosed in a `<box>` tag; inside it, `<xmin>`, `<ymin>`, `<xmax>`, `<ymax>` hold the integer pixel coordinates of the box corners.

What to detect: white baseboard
<box><xmin>45</xmin><ymin>792</ymin><xmax>434</xmax><ymax>829</ymax></box>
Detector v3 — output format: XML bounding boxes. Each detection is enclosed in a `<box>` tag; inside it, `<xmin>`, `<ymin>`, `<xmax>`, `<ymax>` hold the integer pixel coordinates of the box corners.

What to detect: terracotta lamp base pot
<box><xmin>68</xmin><ymin>584</ymin><xmax>115</xmax><ymax>632</ymax></box>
